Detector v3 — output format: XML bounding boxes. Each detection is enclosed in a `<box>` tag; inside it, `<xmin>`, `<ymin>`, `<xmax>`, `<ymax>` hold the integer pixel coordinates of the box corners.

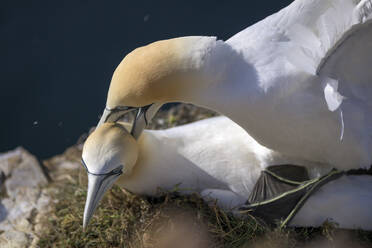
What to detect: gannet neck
<box><xmin>184</xmin><ymin>44</ymin><xmax>261</xmax><ymax>132</ymax></box>
<box><xmin>106</xmin><ymin>36</ymin><xmax>215</xmax><ymax>108</ymax></box>
<box><xmin>106</xmin><ymin>36</ymin><xmax>258</xmax><ymax>110</ymax></box>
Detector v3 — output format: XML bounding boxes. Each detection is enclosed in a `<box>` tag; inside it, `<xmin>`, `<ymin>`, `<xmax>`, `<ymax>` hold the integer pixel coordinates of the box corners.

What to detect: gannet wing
<box><xmin>316</xmin><ymin>4</ymin><xmax>372</xmax><ymax>113</ymax></box>
<box><xmin>316</xmin><ymin>1</ymin><xmax>372</xmax><ymax>76</ymax></box>
<box><xmin>284</xmin><ymin>0</ymin><xmax>372</xmax><ymax>113</ymax></box>
<box><xmin>291</xmin><ymin>175</ymin><xmax>372</xmax><ymax>230</ymax></box>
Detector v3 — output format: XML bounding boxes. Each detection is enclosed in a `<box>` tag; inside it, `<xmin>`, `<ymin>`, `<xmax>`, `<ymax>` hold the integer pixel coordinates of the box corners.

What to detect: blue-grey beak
<box><xmin>98</xmin><ymin>104</ymin><xmax>162</xmax><ymax>139</ymax></box>
<box><xmin>82</xmin><ymin>161</ymin><xmax>123</xmax><ymax>229</ymax></box>
<box><xmin>130</xmin><ymin>104</ymin><xmax>153</xmax><ymax>139</ymax></box>
<box><xmin>97</xmin><ymin>106</ymin><xmax>137</xmax><ymax>128</ymax></box>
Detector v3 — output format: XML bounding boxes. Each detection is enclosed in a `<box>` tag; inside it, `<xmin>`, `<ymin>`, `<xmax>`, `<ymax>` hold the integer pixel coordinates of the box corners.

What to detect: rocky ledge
<box><xmin>0</xmin><ymin>145</ymin><xmax>82</xmax><ymax>248</ymax></box>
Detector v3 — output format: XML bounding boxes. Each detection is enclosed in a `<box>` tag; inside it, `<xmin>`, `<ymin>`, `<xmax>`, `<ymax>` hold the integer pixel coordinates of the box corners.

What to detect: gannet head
<box><xmin>82</xmin><ymin>122</ymin><xmax>138</xmax><ymax>229</ymax></box>
<box><xmin>98</xmin><ymin>36</ymin><xmax>218</xmax><ymax>138</ymax></box>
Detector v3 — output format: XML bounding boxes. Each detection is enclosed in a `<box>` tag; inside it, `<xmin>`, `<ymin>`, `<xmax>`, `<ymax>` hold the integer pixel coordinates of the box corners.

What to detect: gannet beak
<box><xmin>131</xmin><ymin>103</ymin><xmax>163</xmax><ymax>139</ymax></box>
<box><xmin>83</xmin><ymin>166</ymin><xmax>123</xmax><ymax>229</ymax></box>
<box><xmin>130</xmin><ymin>104</ymin><xmax>153</xmax><ymax>139</ymax></box>
<box><xmin>97</xmin><ymin>108</ymin><xmax>111</xmax><ymax>127</ymax></box>
<box><xmin>98</xmin><ymin>103</ymin><xmax>162</xmax><ymax>139</ymax></box>
<box><xmin>97</xmin><ymin>106</ymin><xmax>137</xmax><ymax>128</ymax></box>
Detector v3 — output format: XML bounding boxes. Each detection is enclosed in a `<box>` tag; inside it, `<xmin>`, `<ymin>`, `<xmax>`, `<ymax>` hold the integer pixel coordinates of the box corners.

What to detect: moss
<box><xmin>37</xmin><ymin>168</ymin><xmax>260</xmax><ymax>247</ymax></box>
<box><xmin>37</xmin><ymin>167</ymin><xmax>372</xmax><ymax>248</ymax></box>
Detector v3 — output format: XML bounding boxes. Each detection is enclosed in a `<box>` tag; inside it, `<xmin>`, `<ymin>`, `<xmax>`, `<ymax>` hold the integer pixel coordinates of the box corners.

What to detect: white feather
<box><xmin>120</xmin><ymin>117</ymin><xmax>372</xmax><ymax>230</ymax></box>
<box><xmin>196</xmin><ymin>0</ymin><xmax>372</xmax><ymax>169</ymax></box>
<box><xmin>323</xmin><ymin>77</ymin><xmax>344</xmax><ymax>112</ymax></box>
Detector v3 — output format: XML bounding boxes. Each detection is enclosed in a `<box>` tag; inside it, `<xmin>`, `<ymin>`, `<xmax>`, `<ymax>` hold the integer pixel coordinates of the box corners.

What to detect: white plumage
<box><xmin>111</xmin><ymin>116</ymin><xmax>372</xmax><ymax>230</ymax></box>
<box><xmin>86</xmin><ymin>0</ymin><xmax>372</xmax><ymax>229</ymax></box>
<box><xmin>201</xmin><ymin>0</ymin><xmax>372</xmax><ymax>170</ymax></box>
<box><xmin>101</xmin><ymin>0</ymin><xmax>372</xmax><ymax>170</ymax></box>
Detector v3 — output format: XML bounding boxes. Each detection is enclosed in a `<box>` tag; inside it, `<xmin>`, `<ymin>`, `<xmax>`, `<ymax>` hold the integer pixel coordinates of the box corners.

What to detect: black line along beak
<box><xmin>82</xmin><ymin>159</ymin><xmax>123</xmax><ymax>229</ymax></box>
<box><xmin>97</xmin><ymin>106</ymin><xmax>137</xmax><ymax>127</ymax></box>
<box><xmin>130</xmin><ymin>104</ymin><xmax>153</xmax><ymax>139</ymax></box>
<box><xmin>98</xmin><ymin>103</ymin><xmax>161</xmax><ymax>139</ymax></box>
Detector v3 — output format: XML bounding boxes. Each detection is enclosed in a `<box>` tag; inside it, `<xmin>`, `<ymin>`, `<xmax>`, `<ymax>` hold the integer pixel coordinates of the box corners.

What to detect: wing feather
<box><xmin>284</xmin><ymin>0</ymin><xmax>372</xmax><ymax>110</ymax></box>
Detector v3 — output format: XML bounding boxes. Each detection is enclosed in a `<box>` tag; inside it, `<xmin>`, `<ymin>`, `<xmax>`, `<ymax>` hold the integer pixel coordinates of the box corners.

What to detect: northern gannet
<box><xmin>98</xmin><ymin>0</ymin><xmax>372</xmax><ymax>170</ymax></box>
<box><xmin>82</xmin><ymin>116</ymin><xmax>372</xmax><ymax>230</ymax></box>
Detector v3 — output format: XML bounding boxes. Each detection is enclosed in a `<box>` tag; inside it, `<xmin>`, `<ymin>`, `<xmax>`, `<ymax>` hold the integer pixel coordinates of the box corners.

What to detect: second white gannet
<box><xmin>82</xmin><ymin>116</ymin><xmax>372</xmax><ymax>230</ymax></box>
<box><xmin>97</xmin><ymin>0</ymin><xmax>372</xmax><ymax>170</ymax></box>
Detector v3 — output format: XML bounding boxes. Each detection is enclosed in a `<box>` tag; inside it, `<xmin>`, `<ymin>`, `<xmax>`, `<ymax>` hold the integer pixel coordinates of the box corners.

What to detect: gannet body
<box><xmin>83</xmin><ymin>116</ymin><xmax>372</xmax><ymax>230</ymax></box>
<box><xmin>98</xmin><ymin>0</ymin><xmax>372</xmax><ymax>170</ymax></box>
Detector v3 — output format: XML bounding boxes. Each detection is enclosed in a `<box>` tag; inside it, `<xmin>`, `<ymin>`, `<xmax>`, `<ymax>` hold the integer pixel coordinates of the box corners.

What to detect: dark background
<box><xmin>1</xmin><ymin>0</ymin><xmax>293</xmax><ymax>159</ymax></box>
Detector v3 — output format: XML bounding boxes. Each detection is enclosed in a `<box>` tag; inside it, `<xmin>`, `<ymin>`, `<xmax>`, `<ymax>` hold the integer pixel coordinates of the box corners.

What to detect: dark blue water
<box><xmin>0</xmin><ymin>0</ymin><xmax>293</xmax><ymax>158</ymax></box>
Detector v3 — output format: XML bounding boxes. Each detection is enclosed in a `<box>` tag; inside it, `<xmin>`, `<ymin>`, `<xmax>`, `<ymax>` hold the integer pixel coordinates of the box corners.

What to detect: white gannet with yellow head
<box><xmin>82</xmin><ymin>117</ymin><xmax>372</xmax><ymax>230</ymax></box>
<box><xmin>98</xmin><ymin>0</ymin><xmax>372</xmax><ymax>170</ymax></box>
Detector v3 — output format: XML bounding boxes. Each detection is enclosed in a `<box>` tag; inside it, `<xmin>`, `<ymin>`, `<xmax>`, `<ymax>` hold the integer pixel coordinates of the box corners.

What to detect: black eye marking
<box><xmin>81</xmin><ymin>159</ymin><xmax>123</xmax><ymax>177</ymax></box>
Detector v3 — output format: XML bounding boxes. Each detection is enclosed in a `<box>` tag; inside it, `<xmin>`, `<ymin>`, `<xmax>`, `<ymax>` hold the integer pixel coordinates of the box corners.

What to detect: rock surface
<box><xmin>0</xmin><ymin>147</ymin><xmax>47</xmax><ymax>247</ymax></box>
<box><xmin>0</xmin><ymin>147</ymin><xmax>72</xmax><ymax>248</ymax></box>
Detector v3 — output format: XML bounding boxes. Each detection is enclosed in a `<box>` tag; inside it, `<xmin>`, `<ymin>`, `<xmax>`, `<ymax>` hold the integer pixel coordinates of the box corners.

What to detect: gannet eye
<box><xmin>111</xmin><ymin>165</ymin><xmax>124</xmax><ymax>175</ymax></box>
<box><xmin>81</xmin><ymin>159</ymin><xmax>123</xmax><ymax>176</ymax></box>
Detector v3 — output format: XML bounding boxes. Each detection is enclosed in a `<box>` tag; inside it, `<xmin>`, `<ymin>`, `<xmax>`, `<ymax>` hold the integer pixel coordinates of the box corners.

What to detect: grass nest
<box><xmin>38</xmin><ymin>168</ymin><xmax>264</xmax><ymax>248</ymax></box>
<box><xmin>37</xmin><ymin>168</ymin><xmax>372</xmax><ymax>248</ymax></box>
<box><xmin>37</xmin><ymin>104</ymin><xmax>372</xmax><ymax>247</ymax></box>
